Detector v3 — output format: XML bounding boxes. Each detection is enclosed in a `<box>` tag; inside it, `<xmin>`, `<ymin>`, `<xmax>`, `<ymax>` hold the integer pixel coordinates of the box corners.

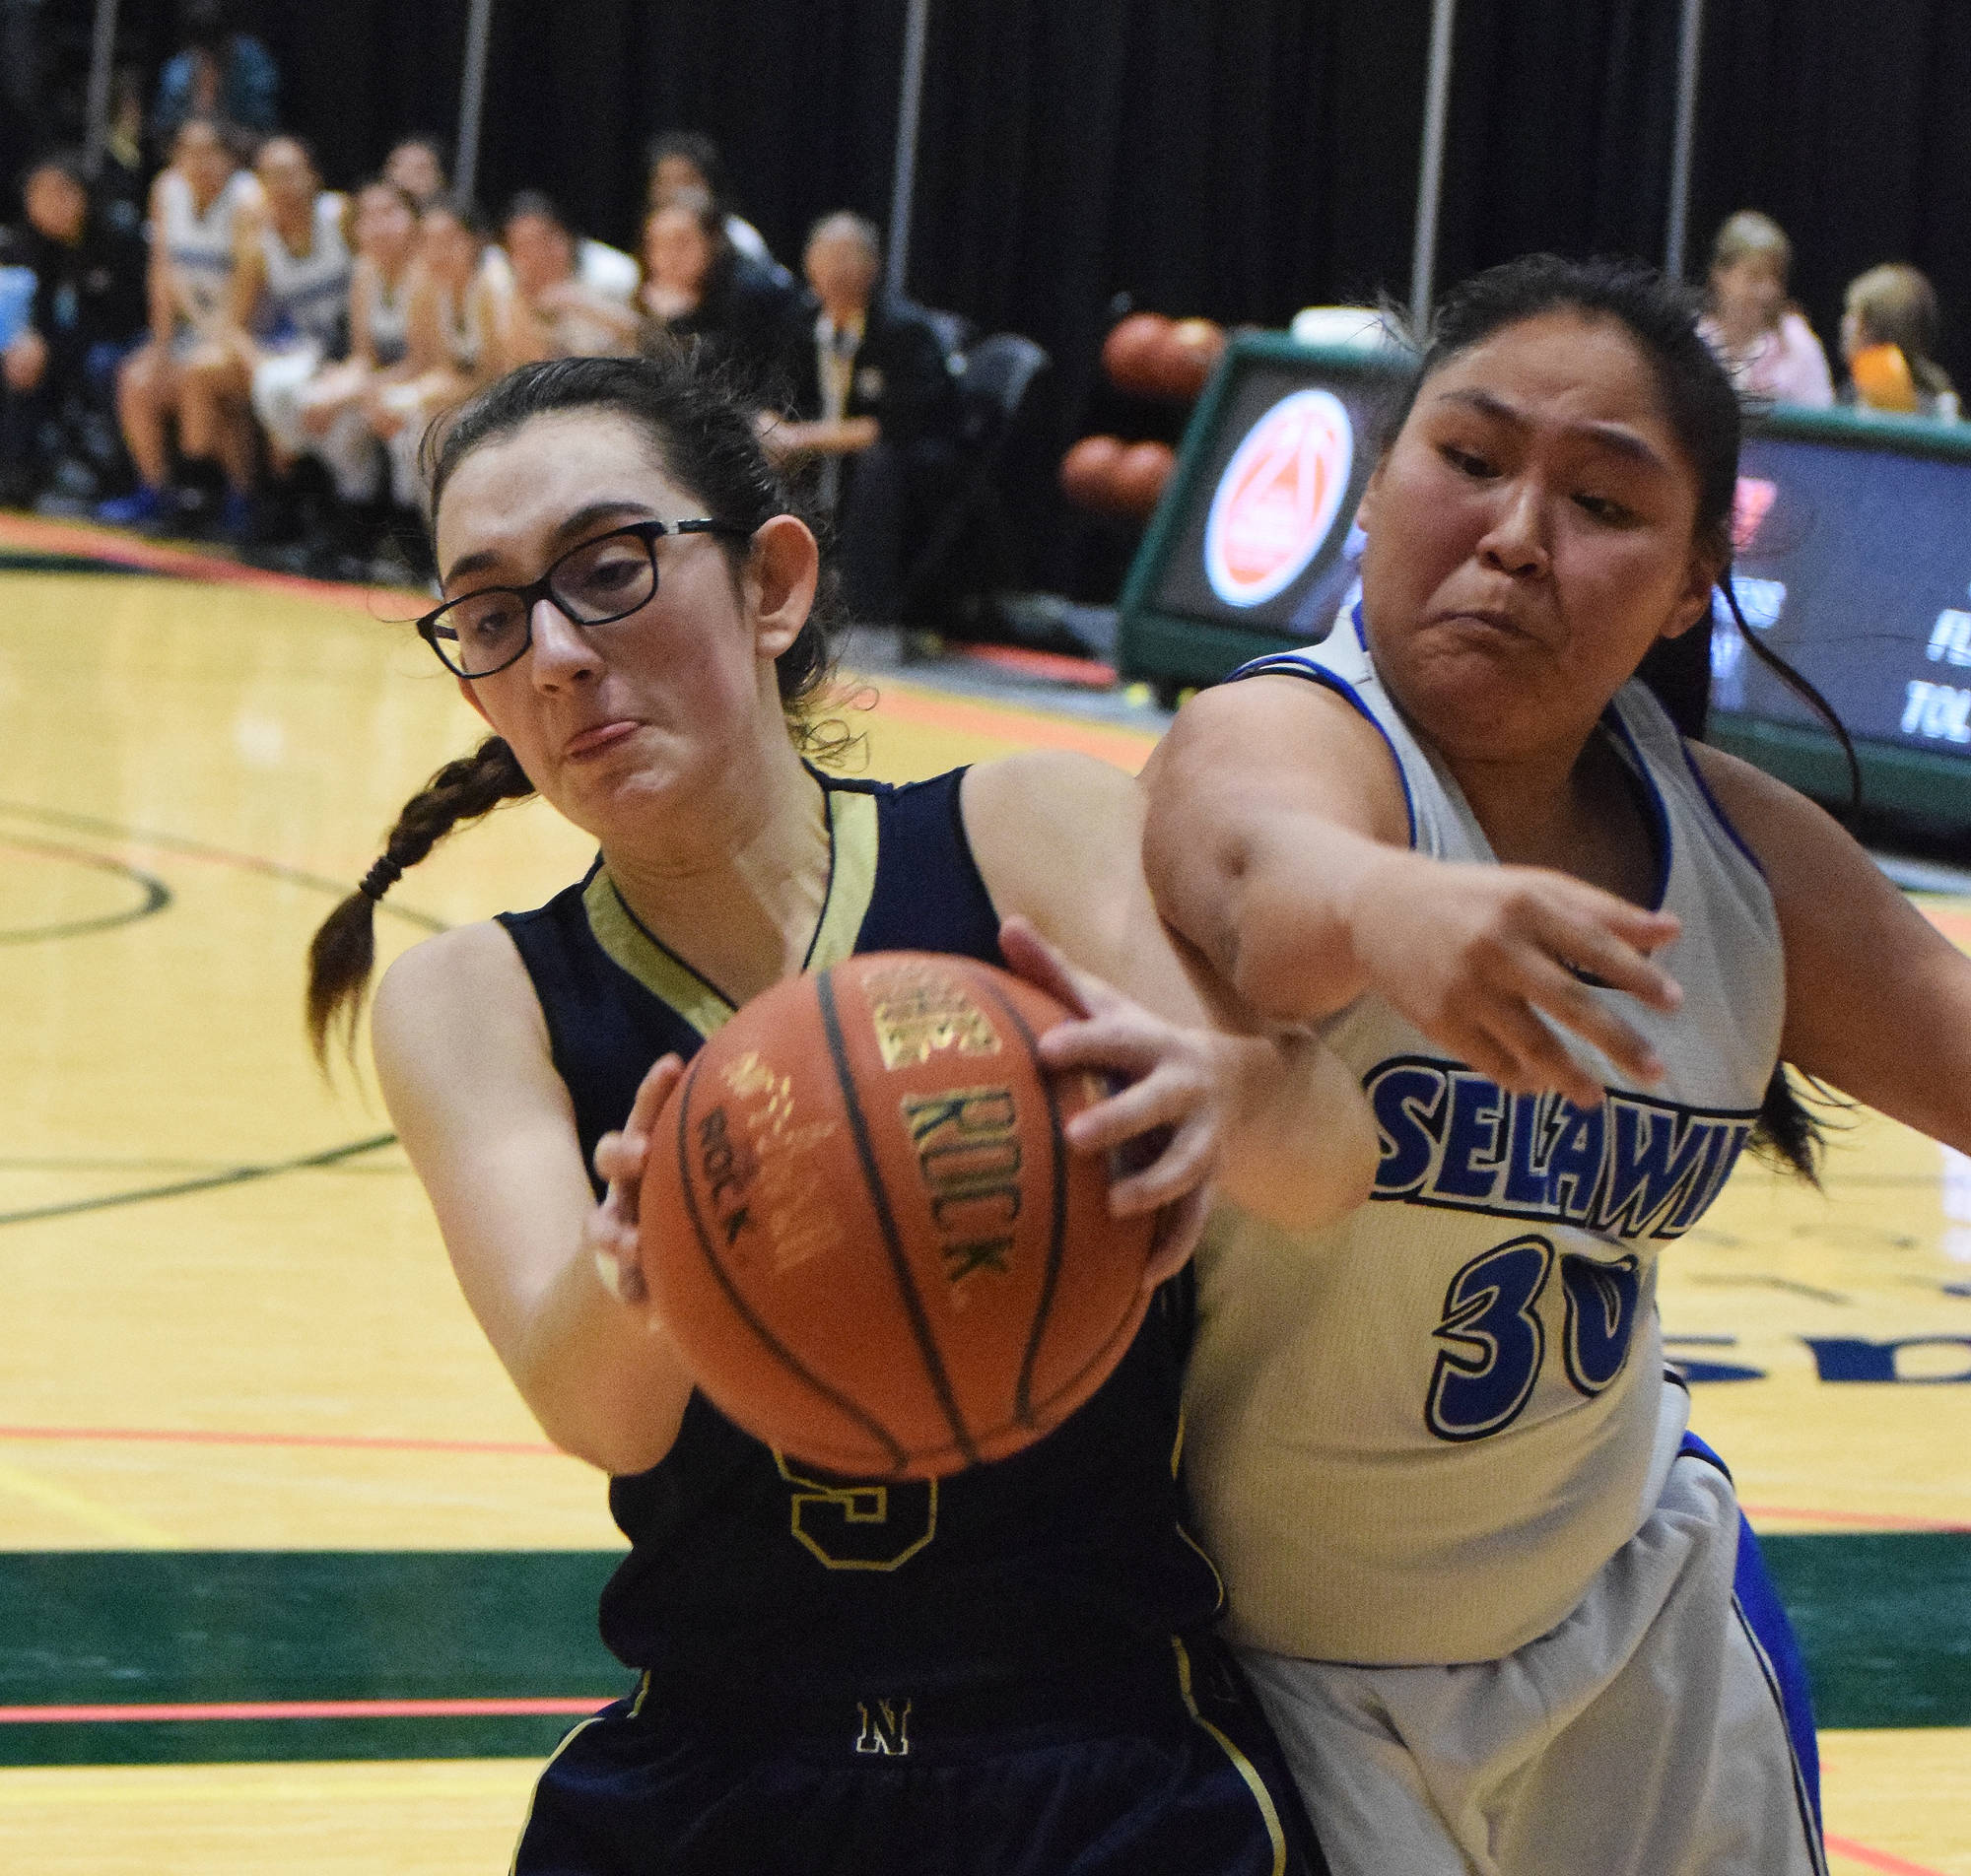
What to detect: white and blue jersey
<box><xmin>255</xmin><ymin>193</ymin><xmax>351</xmax><ymax>354</ymax></box>
<box><xmin>1182</xmin><ymin>606</ymin><xmax>1785</xmax><ymax>1666</ymax></box>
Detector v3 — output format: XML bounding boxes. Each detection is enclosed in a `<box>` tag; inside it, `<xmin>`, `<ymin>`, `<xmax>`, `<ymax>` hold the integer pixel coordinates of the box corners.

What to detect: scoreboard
<box><xmin>1118</xmin><ymin>331</ymin><xmax>1971</xmax><ymax>824</ymax></box>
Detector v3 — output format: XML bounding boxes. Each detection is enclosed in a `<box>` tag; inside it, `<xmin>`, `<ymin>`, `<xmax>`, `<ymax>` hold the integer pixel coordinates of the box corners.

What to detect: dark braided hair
<box><xmin>306</xmin><ymin>350</ymin><xmax>852</xmax><ymax>1067</ymax></box>
<box><xmin>1384</xmin><ymin>254</ymin><xmax>1854</xmax><ymax>1181</ymax></box>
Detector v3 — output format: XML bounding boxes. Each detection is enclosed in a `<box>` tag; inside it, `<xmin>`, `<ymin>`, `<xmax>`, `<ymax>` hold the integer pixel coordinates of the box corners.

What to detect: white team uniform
<box><xmin>155</xmin><ymin>168</ymin><xmax>257</xmax><ymax>354</ymax></box>
<box><xmin>1184</xmin><ymin>610</ymin><xmax>1825</xmax><ymax>1875</ymax></box>
<box><xmin>249</xmin><ymin>194</ymin><xmax>370</xmax><ymax>493</ymax></box>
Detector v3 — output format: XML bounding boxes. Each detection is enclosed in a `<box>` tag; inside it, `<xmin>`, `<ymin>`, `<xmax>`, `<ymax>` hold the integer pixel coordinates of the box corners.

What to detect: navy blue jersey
<box><xmin>497</xmin><ymin>768</ymin><xmax>1225</xmax><ymax>1702</ymax></box>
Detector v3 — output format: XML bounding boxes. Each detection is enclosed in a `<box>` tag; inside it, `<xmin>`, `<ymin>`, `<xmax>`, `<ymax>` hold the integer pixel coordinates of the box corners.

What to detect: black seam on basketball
<box><xmin>978</xmin><ymin>981</ymin><xmax>1070</xmax><ymax>1426</ymax></box>
<box><xmin>815</xmin><ymin>966</ymin><xmax>982</xmax><ymax>1469</ymax></box>
<box><xmin>669</xmin><ymin>1052</ymin><xmax>910</xmax><ymax>1475</ymax></box>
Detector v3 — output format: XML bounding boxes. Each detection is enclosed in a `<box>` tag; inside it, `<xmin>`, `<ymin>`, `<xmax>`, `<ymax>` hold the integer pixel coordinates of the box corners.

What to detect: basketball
<box><xmin>1058</xmin><ymin>432</ymin><xmax>1126</xmax><ymax>510</ymax></box>
<box><xmin>638</xmin><ymin>951</ymin><xmax>1156</xmax><ymax>1480</ymax></box>
<box><xmin>1101</xmin><ymin>310</ymin><xmax>1174</xmax><ymax>396</ymax></box>
<box><xmin>1112</xmin><ymin>439</ymin><xmax>1176</xmax><ymax>516</ymax></box>
<box><xmin>1153</xmin><ymin>316</ymin><xmax>1228</xmax><ymax>400</ymax></box>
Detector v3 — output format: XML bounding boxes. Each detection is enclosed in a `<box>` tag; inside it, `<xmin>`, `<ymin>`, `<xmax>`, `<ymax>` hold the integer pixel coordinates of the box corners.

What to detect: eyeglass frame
<box><xmin>414</xmin><ymin>516</ymin><xmax>754</xmax><ymax>680</ymax></box>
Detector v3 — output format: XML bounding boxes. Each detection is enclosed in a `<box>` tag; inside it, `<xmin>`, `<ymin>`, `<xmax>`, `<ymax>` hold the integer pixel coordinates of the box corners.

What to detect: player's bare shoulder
<box><xmin>372</xmin><ymin>919</ymin><xmax>549</xmax><ymax>1095</ymax></box>
<box><xmin>959</xmin><ymin>751</ymin><xmax>1146</xmax><ymax>930</ymax></box>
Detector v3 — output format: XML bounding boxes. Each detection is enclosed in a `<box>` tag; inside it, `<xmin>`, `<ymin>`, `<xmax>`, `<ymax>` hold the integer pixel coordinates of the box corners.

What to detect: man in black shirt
<box><xmin>2</xmin><ymin>154</ymin><xmax>147</xmax><ymax>504</ymax></box>
<box><xmin>766</xmin><ymin>212</ymin><xmax>962</xmax><ymax>623</ymax></box>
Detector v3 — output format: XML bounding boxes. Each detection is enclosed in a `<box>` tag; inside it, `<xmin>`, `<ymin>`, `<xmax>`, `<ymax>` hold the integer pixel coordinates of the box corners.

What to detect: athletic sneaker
<box><xmin>96</xmin><ymin>485</ymin><xmax>170</xmax><ymax>529</ymax></box>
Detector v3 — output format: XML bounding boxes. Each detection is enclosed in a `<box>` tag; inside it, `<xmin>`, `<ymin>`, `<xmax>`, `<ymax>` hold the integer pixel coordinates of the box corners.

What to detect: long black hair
<box><xmin>1386</xmin><ymin>254</ymin><xmax>1852</xmax><ymax>1179</ymax></box>
<box><xmin>306</xmin><ymin>351</ymin><xmax>850</xmax><ymax>1066</ymax></box>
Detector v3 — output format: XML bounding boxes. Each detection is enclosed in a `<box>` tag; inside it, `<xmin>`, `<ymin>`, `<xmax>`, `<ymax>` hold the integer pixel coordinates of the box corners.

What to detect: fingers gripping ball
<box><xmin>640</xmin><ymin>953</ymin><xmax>1155</xmax><ymax>1480</ymax></box>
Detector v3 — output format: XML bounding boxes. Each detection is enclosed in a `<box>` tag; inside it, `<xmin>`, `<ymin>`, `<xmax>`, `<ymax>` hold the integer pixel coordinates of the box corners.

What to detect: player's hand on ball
<box><xmin>1349</xmin><ymin>854</ymin><xmax>1683</xmax><ymax>1110</ymax></box>
<box><xmin>587</xmin><ymin>1052</ymin><xmax>683</xmax><ymax>1308</ymax></box>
<box><xmin>1000</xmin><ymin>915</ymin><xmax>1218</xmax><ymax>1287</ymax></box>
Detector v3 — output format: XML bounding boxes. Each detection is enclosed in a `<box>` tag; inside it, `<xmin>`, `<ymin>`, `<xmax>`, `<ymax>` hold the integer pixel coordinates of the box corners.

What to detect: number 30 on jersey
<box><xmin>1426</xmin><ymin>1235</ymin><xmax>1643</xmax><ymax>1440</ymax></box>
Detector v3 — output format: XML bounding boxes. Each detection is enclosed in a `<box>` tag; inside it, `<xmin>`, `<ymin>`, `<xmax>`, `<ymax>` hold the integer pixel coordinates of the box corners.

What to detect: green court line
<box><xmin>0</xmin><ymin>1540</ymin><xmax>1961</xmax><ymax>1766</ymax></box>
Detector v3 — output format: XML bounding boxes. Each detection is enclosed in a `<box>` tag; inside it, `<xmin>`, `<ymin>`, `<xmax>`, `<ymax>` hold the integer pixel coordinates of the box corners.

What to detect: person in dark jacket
<box><xmin>765</xmin><ymin>212</ymin><xmax>962</xmax><ymax>623</ymax></box>
<box><xmin>1</xmin><ymin>153</ymin><xmax>147</xmax><ymax>503</ymax></box>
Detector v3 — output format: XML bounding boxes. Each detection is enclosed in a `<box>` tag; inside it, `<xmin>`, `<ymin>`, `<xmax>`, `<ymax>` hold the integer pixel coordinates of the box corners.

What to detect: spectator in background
<box><xmin>153</xmin><ymin>0</ymin><xmax>280</xmax><ymax>146</ymax></box>
<box><xmin>559</xmin><ymin>192</ymin><xmax>800</xmax><ymax>398</ymax></box>
<box><xmin>1698</xmin><ymin>210</ymin><xmax>1833</xmax><ymax>408</ymax></box>
<box><xmin>646</xmin><ymin>129</ymin><xmax>787</xmax><ymax>283</ymax></box>
<box><xmin>283</xmin><ymin>176</ymin><xmax>420</xmax><ymax>515</ymax></box>
<box><xmin>384</xmin><ymin>136</ymin><xmax>448</xmax><ymax>212</ymax></box>
<box><xmin>236</xmin><ymin>137</ymin><xmax>362</xmax><ymax>519</ymax></box>
<box><xmin>766</xmin><ymin>210</ymin><xmax>962</xmax><ymax>623</ymax></box>
<box><xmin>1</xmin><ymin>152</ymin><xmax>147</xmax><ymax>506</ymax></box>
<box><xmin>1841</xmin><ymin>263</ymin><xmax>1960</xmax><ymax>421</ymax></box>
<box><xmin>100</xmin><ymin>114</ymin><xmax>263</xmax><ymax>535</ymax></box>
<box><xmin>499</xmin><ymin>191</ymin><xmax>639</xmax><ymax>360</ymax></box>
<box><xmin>376</xmin><ymin>193</ymin><xmax>516</xmax><ymax>509</ymax></box>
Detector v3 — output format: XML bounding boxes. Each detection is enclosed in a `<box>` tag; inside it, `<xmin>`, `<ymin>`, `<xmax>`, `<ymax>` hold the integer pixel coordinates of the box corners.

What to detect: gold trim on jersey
<box><xmin>507</xmin><ymin>1706</ymin><xmax>615</xmax><ymax>1876</ymax></box>
<box><xmin>1172</xmin><ymin>1636</ymin><xmax>1288</xmax><ymax>1876</ymax></box>
<box><xmin>804</xmin><ymin>786</ymin><xmax>878</xmax><ymax>972</ymax></box>
<box><xmin>775</xmin><ymin>1448</ymin><xmax>939</xmax><ymax>1571</ymax></box>
<box><xmin>581</xmin><ymin>784</ymin><xmax>881</xmax><ymax>1036</ymax></box>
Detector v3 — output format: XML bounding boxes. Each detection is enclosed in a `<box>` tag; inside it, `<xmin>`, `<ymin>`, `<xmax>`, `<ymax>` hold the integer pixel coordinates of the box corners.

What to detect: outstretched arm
<box><xmin>962</xmin><ymin>750</ymin><xmax>1379</xmax><ymax>1238</ymax></box>
<box><xmin>373</xmin><ymin>923</ymin><xmax>695</xmax><ymax>1474</ymax></box>
<box><xmin>1141</xmin><ymin>676</ymin><xmax>1684</xmax><ymax>1110</ymax></box>
<box><xmin>1691</xmin><ymin>744</ymin><xmax>1971</xmax><ymax>1152</ymax></box>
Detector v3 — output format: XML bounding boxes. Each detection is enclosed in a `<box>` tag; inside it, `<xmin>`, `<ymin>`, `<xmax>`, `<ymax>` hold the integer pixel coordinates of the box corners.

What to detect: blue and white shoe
<box><xmin>96</xmin><ymin>485</ymin><xmax>170</xmax><ymax>529</ymax></box>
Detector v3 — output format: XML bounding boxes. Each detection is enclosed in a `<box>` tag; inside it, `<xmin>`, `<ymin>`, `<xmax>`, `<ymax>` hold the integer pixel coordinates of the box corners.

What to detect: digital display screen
<box><xmin>1713</xmin><ymin>430</ymin><xmax>1971</xmax><ymax>758</ymax></box>
<box><xmin>1147</xmin><ymin>358</ymin><xmax>1395</xmax><ymax>642</ymax></box>
<box><xmin>1134</xmin><ymin>340</ymin><xmax>1971</xmax><ymax>778</ymax></box>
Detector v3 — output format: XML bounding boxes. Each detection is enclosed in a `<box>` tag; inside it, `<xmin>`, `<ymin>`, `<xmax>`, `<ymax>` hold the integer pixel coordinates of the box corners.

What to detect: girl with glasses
<box><xmin>306</xmin><ymin>352</ymin><xmax>1373</xmax><ymax>1874</ymax></box>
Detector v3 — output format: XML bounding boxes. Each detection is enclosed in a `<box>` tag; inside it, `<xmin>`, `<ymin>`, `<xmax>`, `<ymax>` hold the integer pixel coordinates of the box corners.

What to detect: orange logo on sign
<box><xmin>1204</xmin><ymin>389</ymin><xmax>1354</xmax><ymax>607</ymax></box>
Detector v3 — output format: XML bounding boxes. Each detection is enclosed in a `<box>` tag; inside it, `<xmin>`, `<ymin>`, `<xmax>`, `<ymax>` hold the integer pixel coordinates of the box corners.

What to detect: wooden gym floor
<box><xmin>0</xmin><ymin>512</ymin><xmax>1964</xmax><ymax>1873</ymax></box>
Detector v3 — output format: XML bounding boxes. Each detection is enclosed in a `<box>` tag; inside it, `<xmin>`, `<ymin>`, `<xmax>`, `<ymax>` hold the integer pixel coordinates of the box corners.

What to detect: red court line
<box><xmin>0</xmin><ymin>1425</ymin><xmax>559</xmax><ymax>1457</ymax></box>
<box><xmin>0</xmin><ymin>511</ymin><xmax>418</xmax><ymax>612</ymax></box>
<box><xmin>1741</xmin><ymin>1503</ymin><xmax>1971</xmax><ymax>1534</ymax></box>
<box><xmin>0</xmin><ymin>1697</ymin><xmax>608</xmax><ymax>1724</ymax></box>
<box><xmin>950</xmin><ymin>642</ymin><xmax>1120</xmax><ymax>689</ymax></box>
<box><xmin>1824</xmin><ymin>1835</ymin><xmax>1954</xmax><ymax>1876</ymax></box>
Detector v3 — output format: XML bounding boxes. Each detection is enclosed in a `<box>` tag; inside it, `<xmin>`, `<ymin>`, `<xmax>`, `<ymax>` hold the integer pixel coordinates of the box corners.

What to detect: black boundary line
<box><xmin>0</xmin><ymin>798</ymin><xmax>442</xmax><ymax>1218</ymax></box>
<box><xmin>0</xmin><ymin>1134</ymin><xmax>399</xmax><ymax>1228</ymax></box>
<box><xmin>817</xmin><ymin>966</ymin><xmax>981</xmax><ymax>1470</ymax></box>
<box><xmin>0</xmin><ymin>799</ymin><xmax>447</xmax><ymax>935</ymax></box>
<box><xmin>671</xmin><ymin>1051</ymin><xmax>911</xmax><ymax>1475</ymax></box>
<box><xmin>985</xmin><ymin>979</ymin><xmax>1072</xmax><ymax>1428</ymax></box>
<box><xmin>0</xmin><ymin>833</ymin><xmax>171</xmax><ymax>944</ymax></box>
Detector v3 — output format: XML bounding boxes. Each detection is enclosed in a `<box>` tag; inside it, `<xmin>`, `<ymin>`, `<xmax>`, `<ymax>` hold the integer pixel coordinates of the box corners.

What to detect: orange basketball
<box><xmin>1101</xmin><ymin>311</ymin><xmax>1174</xmax><ymax>396</ymax></box>
<box><xmin>639</xmin><ymin>952</ymin><xmax>1155</xmax><ymax>1480</ymax></box>
<box><xmin>1152</xmin><ymin>317</ymin><xmax>1227</xmax><ymax>401</ymax></box>
<box><xmin>1059</xmin><ymin>433</ymin><xmax>1126</xmax><ymax>511</ymax></box>
<box><xmin>1111</xmin><ymin>439</ymin><xmax>1176</xmax><ymax>517</ymax></box>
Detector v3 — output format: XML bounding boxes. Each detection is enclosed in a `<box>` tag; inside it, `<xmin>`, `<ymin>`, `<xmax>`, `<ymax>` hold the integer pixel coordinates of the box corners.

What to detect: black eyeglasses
<box><xmin>415</xmin><ymin>518</ymin><xmax>751</xmax><ymax>679</ymax></box>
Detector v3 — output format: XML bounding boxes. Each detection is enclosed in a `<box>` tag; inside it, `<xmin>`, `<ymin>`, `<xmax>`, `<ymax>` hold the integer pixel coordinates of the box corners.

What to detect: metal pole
<box><xmin>1664</xmin><ymin>0</ymin><xmax>1705</xmax><ymax>279</ymax></box>
<box><xmin>454</xmin><ymin>0</ymin><xmax>495</xmax><ymax>203</ymax></box>
<box><xmin>885</xmin><ymin>0</ymin><xmax>931</xmax><ymax>299</ymax></box>
<box><xmin>82</xmin><ymin>0</ymin><xmax>120</xmax><ymax>177</ymax></box>
<box><xmin>1409</xmin><ymin>0</ymin><xmax>1457</xmax><ymax>316</ymax></box>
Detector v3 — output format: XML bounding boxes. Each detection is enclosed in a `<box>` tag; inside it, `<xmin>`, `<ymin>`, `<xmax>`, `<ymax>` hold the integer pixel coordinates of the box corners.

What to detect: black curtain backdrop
<box><xmin>27</xmin><ymin>0</ymin><xmax>1971</xmax><ymax>585</ymax></box>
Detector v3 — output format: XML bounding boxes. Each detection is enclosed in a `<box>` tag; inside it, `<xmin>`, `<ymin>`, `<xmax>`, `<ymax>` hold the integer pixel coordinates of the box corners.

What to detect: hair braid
<box><xmin>306</xmin><ymin>735</ymin><xmax>534</xmax><ymax>1067</ymax></box>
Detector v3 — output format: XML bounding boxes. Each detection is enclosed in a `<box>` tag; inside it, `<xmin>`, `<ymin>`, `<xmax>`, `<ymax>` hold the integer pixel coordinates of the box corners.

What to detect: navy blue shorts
<box><xmin>512</xmin><ymin>1634</ymin><xmax>1327</xmax><ymax>1875</ymax></box>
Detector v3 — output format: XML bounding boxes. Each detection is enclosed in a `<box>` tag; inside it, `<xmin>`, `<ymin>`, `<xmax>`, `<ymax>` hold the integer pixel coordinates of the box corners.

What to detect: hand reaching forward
<box><xmin>999</xmin><ymin>915</ymin><xmax>1225</xmax><ymax>1289</ymax></box>
<box><xmin>1346</xmin><ymin>852</ymin><xmax>1683</xmax><ymax>1110</ymax></box>
<box><xmin>586</xmin><ymin>1052</ymin><xmax>684</xmax><ymax>1306</ymax></box>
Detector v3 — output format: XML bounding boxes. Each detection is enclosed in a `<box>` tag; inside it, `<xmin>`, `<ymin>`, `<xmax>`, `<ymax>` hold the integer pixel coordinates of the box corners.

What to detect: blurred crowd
<box><xmin>0</xmin><ymin>4</ymin><xmax>973</xmax><ymax>617</ymax></box>
<box><xmin>2</xmin><ymin>0</ymin><xmax>1959</xmax><ymax>615</ymax></box>
<box><xmin>1698</xmin><ymin>208</ymin><xmax>1959</xmax><ymax>422</ymax></box>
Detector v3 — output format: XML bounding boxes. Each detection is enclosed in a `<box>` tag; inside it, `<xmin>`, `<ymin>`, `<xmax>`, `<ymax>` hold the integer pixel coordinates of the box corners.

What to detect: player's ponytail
<box><xmin>306</xmin><ymin>734</ymin><xmax>534</xmax><ymax>1067</ymax></box>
